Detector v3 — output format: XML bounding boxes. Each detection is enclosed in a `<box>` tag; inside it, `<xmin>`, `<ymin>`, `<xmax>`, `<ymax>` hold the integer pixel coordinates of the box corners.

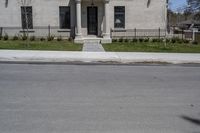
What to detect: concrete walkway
<box><xmin>83</xmin><ymin>42</ymin><xmax>105</xmax><ymax>52</ymax></box>
<box><xmin>0</xmin><ymin>50</ymin><xmax>200</xmax><ymax>64</ymax></box>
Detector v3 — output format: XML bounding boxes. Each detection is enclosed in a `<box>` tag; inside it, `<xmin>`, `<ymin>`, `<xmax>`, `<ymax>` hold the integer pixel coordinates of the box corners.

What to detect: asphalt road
<box><xmin>0</xmin><ymin>63</ymin><xmax>200</xmax><ymax>133</ymax></box>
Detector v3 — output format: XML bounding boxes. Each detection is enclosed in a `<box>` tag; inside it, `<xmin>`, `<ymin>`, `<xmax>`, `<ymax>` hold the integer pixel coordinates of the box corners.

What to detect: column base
<box><xmin>74</xmin><ymin>35</ymin><xmax>84</xmax><ymax>44</ymax></box>
<box><xmin>102</xmin><ymin>34</ymin><xmax>112</xmax><ymax>44</ymax></box>
<box><xmin>101</xmin><ymin>38</ymin><xmax>112</xmax><ymax>44</ymax></box>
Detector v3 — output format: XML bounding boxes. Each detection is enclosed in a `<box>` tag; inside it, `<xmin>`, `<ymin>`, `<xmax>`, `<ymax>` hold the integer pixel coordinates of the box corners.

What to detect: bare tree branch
<box><xmin>147</xmin><ymin>0</ymin><xmax>151</xmax><ymax>8</ymax></box>
<box><xmin>5</xmin><ymin>0</ymin><xmax>8</xmax><ymax>7</ymax></box>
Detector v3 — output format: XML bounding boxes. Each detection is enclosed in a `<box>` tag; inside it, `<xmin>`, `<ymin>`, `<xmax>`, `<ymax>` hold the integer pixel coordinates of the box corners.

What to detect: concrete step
<box><xmin>83</xmin><ymin>39</ymin><xmax>101</xmax><ymax>44</ymax></box>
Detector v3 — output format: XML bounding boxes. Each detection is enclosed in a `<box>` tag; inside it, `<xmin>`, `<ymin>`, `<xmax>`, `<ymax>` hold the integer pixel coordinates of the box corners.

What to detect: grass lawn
<box><xmin>0</xmin><ymin>40</ymin><xmax>82</xmax><ymax>51</ymax></box>
<box><xmin>102</xmin><ymin>42</ymin><xmax>200</xmax><ymax>53</ymax></box>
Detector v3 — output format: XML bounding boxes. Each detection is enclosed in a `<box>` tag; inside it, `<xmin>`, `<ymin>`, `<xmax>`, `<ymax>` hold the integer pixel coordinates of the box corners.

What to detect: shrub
<box><xmin>171</xmin><ymin>38</ymin><xmax>176</xmax><ymax>43</ymax></box>
<box><xmin>118</xmin><ymin>38</ymin><xmax>123</xmax><ymax>42</ymax></box>
<box><xmin>171</xmin><ymin>37</ymin><xmax>182</xmax><ymax>44</ymax></box>
<box><xmin>138</xmin><ymin>38</ymin><xmax>144</xmax><ymax>42</ymax></box>
<box><xmin>132</xmin><ymin>38</ymin><xmax>138</xmax><ymax>43</ymax></box>
<box><xmin>68</xmin><ymin>37</ymin><xmax>73</xmax><ymax>42</ymax></box>
<box><xmin>30</xmin><ymin>36</ymin><xmax>36</xmax><ymax>41</ymax></box>
<box><xmin>124</xmin><ymin>39</ymin><xmax>129</xmax><ymax>42</ymax></box>
<box><xmin>47</xmin><ymin>35</ymin><xmax>54</xmax><ymax>41</ymax></box>
<box><xmin>177</xmin><ymin>39</ymin><xmax>183</xmax><ymax>44</ymax></box>
<box><xmin>3</xmin><ymin>34</ymin><xmax>9</xmax><ymax>41</ymax></box>
<box><xmin>40</xmin><ymin>37</ymin><xmax>45</xmax><ymax>41</ymax></box>
<box><xmin>21</xmin><ymin>35</ymin><xmax>28</xmax><ymax>41</ymax></box>
<box><xmin>112</xmin><ymin>39</ymin><xmax>118</xmax><ymax>42</ymax></box>
<box><xmin>165</xmin><ymin>38</ymin><xmax>171</xmax><ymax>43</ymax></box>
<box><xmin>0</xmin><ymin>35</ymin><xmax>2</xmax><ymax>40</ymax></box>
<box><xmin>57</xmin><ymin>36</ymin><xmax>62</xmax><ymax>41</ymax></box>
<box><xmin>12</xmin><ymin>35</ymin><xmax>19</xmax><ymax>41</ymax></box>
<box><xmin>152</xmin><ymin>38</ymin><xmax>158</xmax><ymax>43</ymax></box>
<box><xmin>144</xmin><ymin>38</ymin><xmax>149</xmax><ymax>42</ymax></box>
<box><xmin>183</xmin><ymin>39</ymin><xmax>189</xmax><ymax>44</ymax></box>
<box><xmin>192</xmin><ymin>41</ymin><xmax>198</xmax><ymax>45</ymax></box>
<box><xmin>152</xmin><ymin>38</ymin><xmax>163</xmax><ymax>43</ymax></box>
<box><xmin>158</xmin><ymin>38</ymin><xmax>163</xmax><ymax>42</ymax></box>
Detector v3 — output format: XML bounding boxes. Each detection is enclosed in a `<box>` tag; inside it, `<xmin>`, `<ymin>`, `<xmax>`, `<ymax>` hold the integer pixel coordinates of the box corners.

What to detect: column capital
<box><xmin>104</xmin><ymin>0</ymin><xmax>110</xmax><ymax>4</ymax></box>
<box><xmin>75</xmin><ymin>0</ymin><xmax>81</xmax><ymax>4</ymax></box>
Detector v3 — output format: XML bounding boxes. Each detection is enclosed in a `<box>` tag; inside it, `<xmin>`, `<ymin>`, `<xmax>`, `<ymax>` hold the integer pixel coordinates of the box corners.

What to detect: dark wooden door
<box><xmin>87</xmin><ymin>7</ymin><xmax>98</xmax><ymax>35</ymax></box>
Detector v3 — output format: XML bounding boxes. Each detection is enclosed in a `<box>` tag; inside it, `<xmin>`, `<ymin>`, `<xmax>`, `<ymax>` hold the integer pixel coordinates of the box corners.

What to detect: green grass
<box><xmin>0</xmin><ymin>40</ymin><xmax>82</xmax><ymax>51</ymax></box>
<box><xmin>102</xmin><ymin>42</ymin><xmax>200</xmax><ymax>53</ymax></box>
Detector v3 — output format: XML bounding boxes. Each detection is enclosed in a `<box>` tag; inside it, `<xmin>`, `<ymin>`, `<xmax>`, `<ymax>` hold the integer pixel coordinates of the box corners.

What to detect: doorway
<box><xmin>87</xmin><ymin>7</ymin><xmax>98</xmax><ymax>35</ymax></box>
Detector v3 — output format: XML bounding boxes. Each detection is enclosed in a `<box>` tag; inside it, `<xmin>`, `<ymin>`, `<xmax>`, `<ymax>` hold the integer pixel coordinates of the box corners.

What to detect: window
<box><xmin>59</xmin><ymin>6</ymin><xmax>70</xmax><ymax>29</ymax></box>
<box><xmin>21</xmin><ymin>6</ymin><xmax>33</xmax><ymax>29</ymax></box>
<box><xmin>114</xmin><ymin>6</ymin><xmax>125</xmax><ymax>28</ymax></box>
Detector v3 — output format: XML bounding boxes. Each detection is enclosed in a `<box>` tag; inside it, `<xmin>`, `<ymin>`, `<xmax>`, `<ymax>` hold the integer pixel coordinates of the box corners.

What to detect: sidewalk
<box><xmin>83</xmin><ymin>43</ymin><xmax>105</xmax><ymax>52</ymax></box>
<box><xmin>0</xmin><ymin>50</ymin><xmax>200</xmax><ymax>64</ymax></box>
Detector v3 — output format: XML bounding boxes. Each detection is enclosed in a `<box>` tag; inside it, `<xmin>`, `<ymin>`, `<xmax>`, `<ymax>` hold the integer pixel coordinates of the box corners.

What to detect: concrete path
<box><xmin>83</xmin><ymin>42</ymin><xmax>105</xmax><ymax>52</ymax></box>
<box><xmin>0</xmin><ymin>50</ymin><xmax>200</xmax><ymax>64</ymax></box>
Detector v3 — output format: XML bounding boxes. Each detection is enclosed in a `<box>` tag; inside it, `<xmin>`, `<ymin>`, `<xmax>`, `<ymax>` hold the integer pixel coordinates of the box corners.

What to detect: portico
<box><xmin>74</xmin><ymin>0</ymin><xmax>112</xmax><ymax>43</ymax></box>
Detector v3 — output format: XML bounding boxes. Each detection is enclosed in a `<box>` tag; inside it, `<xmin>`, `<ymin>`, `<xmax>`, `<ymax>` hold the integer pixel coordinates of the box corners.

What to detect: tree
<box><xmin>17</xmin><ymin>0</ymin><xmax>32</xmax><ymax>39</ymax></box>
<box><xmin>147</xmin><ymin>0</ymin><xmax>151</xmax><ymax>7</ymax></box>
<box><xmin>5</xmin><ymin>0</ymin><xmax>8</xmax><ymax>7</ymax></box>
<box><xmin>187</xmin><ymin>0</ymin><xmax>200</xmax><ymax>12</ymax></box>
<box><xmin>183</xmin><ymin>7</ymin><xmax>193</xmax><ymax>20</ymax></box>
<box><xmin>17</xmin><ymin>0</ymin><xmax>32</xmax><ymax>46</ymax></box>
<box><xmin>187</xmin><ymin>0</ymin><xmax>200</xmax><ymax>20</ymax></box>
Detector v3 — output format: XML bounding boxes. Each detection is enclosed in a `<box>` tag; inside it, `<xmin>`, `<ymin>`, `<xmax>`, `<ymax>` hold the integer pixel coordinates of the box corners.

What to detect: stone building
<box><xmin>0</xmin><ymin>0</ymin><xmax>167</xmax><ymax>43</ymax></box>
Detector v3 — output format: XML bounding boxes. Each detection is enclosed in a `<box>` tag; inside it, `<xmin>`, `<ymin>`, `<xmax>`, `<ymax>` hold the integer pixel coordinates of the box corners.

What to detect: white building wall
<box><xmin>0</xmin><ymin>0</ymin><xmax>76</xmax><ymax>27</ymax></box>
<box><xmin>0</xmin><ymin>0</ymin><xmax>75</xmax><ymax>37</ymax></box>
<box><xmin>109</xmin><ymin>0</ymin><xmax>166</xmax><ymax>29</ymax></box>
<box><xmin>0</xmin><ymin>0</ymin><xmax>21</xmax><ymax>27</ymax></box>
<box><xmin>0</xmin><ymin>0</ymin><xmax>167</xmax><ymax>37</ymax></box>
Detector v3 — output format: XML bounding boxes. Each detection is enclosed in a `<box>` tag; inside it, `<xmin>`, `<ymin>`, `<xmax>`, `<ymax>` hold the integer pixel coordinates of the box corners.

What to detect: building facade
<box><xmin>0</xmin><ymin>0</ymin><xmax>167</xmax><ymax>43</ymax></box>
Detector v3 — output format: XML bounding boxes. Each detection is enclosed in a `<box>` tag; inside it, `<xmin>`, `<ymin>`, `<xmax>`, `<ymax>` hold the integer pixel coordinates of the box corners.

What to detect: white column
<box><xmin>75</xmin><ymin>0</ymin><xmax>82</xmax><ymax>38</ymax></box>
<box><xmin>103</xmin><ymin>0</ymin><xmax>110</xmax><ymax>39</ymax></box>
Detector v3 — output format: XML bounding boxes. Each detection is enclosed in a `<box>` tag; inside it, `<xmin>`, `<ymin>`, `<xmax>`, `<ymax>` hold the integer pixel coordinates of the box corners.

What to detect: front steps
<box><xmin>84</xmin><ymin>38</ymin><xmax>101</xmax><ymax>44</ymax></box>
<box><xmin>74</xmin><ymin>36</ymin><xmax>112</xmax><ymax>44</ymax></box>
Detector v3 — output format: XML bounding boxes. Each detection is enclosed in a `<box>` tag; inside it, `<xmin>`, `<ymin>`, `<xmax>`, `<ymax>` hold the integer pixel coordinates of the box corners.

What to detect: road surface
<box><xmin>0</xmin><ymin>63</ymin><xmax>200</xmax><ymax>133</ymax></box>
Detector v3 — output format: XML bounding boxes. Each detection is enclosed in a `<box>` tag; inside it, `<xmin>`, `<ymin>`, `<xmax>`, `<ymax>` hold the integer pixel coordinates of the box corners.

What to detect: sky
<box><xmin>170</xmin><ymin>0</ymin><xmax>187</xmax><ymax>11</ymax></box>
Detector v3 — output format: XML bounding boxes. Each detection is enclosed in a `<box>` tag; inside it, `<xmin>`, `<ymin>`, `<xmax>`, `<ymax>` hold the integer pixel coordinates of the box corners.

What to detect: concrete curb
<box><xmin>0</xmin><ymin>50</ymin><xmax>200</xmax><ymax>64</ymax></box>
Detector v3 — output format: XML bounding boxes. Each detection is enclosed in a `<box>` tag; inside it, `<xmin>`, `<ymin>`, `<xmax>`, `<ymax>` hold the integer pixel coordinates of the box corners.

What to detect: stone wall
<box><xmin>0</xmin><ymin>0</ymin><xmax>167</xmax><ymax>37</ymax></box>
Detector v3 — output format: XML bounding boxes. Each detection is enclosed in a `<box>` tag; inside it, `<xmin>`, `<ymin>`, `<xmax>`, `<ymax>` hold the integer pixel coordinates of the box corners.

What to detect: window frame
<box><xmin>21</xmin><ymin>6</ymin><xmax>33</xmax><ymax>29</ymax></box>
<box><xmin>114</xmin><ymin>6</ymin><xmax>125</xmax><ymax>29</ymax></box>
<box><xmin>59</xmin><ymin>6</ymin><xmax>71</xmax><ymax>29</ymax></box>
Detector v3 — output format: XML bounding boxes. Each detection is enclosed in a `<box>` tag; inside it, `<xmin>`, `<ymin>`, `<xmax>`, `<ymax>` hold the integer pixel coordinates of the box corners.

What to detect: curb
<box><xmin>0</xmin><ymin>50</ymin><xmax>200</xmax><ymax>65</ymax></box>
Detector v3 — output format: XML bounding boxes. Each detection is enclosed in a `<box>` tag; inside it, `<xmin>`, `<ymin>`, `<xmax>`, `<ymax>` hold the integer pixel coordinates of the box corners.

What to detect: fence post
<box><xmin>192</xmin><ymin>28</ymin><xmax>198</xmax><ymax>41</ymax></box>
<box><xmin>48</xmin><ymin>25</ymin><xmax>51</xmax><ymax>37</ymax></box>
<box><xmin>110</xmin><ymin>28</ymin><xmax>112</xmax><ymax>39</ymax></box>
<box><xmin>182</xmin><ymin>28</ymin><xmax>184</xmax><ymax>40</ymax></box>
<box><xmin>158</xmin><ymin>28</ymin><xmax>160</xmax><ymax>39</ymax></box>
<box><xmin>193</xmin><ymin>30</ymin><xmax>195</xmax><ymax>41</ymax></box>
<box><xmin>134</xmin><ymin>28</ymin><xmax>136</xmax><ymax>39</ymax></box>
<box><xmin>0</xmin><ymin>27</ymin><xmax>2</xmax><ymax>37</ymax></box>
